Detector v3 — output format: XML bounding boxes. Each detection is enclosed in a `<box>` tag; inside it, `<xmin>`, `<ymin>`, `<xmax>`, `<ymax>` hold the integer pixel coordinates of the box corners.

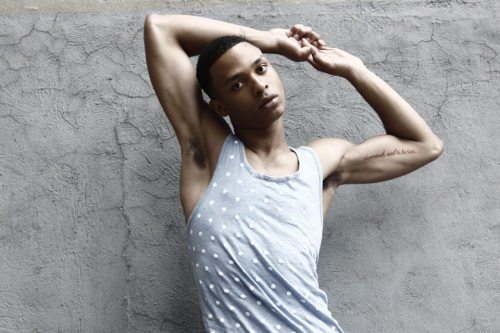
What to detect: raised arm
<box><xmin>144</xmin><ymin>15</ymin><xmax>247</xmax><ymax>156</ymax></box>
<box><xmin>143</xmin><ymin>15</ymin><xmax>323</xmax><ymax>220</ymax></box>
<box><xmin>304</xmin><ymin>41</ymin><xmax>444</xmax><ymax>185</ymax></box>
<box><xmin>144</xmin><ymin>15</ymin><xmax>321</xmax><ymax>154</ymax></box>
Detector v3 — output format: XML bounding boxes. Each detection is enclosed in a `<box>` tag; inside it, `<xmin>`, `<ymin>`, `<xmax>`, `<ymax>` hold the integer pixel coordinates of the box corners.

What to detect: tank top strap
<box><xmin>296</xmin><ymin>145</ymin><xmax>324</xmax><ymax>188</ymax></box>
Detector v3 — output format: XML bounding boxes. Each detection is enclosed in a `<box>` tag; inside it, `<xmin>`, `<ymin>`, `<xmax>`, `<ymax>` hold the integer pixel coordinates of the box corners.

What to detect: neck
<box><xmin>234</xmin><ymin>118</ymin><xmax>289</xmax><ymax>157</ymax></box>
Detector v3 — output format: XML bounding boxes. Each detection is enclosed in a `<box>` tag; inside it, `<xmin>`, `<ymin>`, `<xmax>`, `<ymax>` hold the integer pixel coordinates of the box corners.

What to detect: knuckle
<box><xmin>307</xmin><ymin>32</ymin><xmax>318</xmax><ymax>39</ymax></box>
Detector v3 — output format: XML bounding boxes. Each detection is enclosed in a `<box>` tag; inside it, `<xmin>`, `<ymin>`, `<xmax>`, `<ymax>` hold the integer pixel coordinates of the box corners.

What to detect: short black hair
<box><xmin>196</xmin><ymin>35</ymin><xmax>252</xmax><ymax>99</ymax></box>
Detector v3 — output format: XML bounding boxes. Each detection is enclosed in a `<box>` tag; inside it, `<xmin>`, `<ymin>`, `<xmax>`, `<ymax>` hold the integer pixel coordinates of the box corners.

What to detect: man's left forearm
<box><xmin>348</xmin><ymin>66</ymin><xmax>442</xmax><ymax>150</ymax></box>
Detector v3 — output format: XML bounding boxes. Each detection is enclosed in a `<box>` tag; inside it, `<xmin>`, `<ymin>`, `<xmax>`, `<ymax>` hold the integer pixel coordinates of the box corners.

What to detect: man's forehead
<box><xmin>224</xmin><ymin>41</ymin><xmax>262</xmax><ymax>58</ymax></box>
<box><xmin>210</xmin><ymin>42</ymin><xmax>264</xmax><ymax>77</ymax></box>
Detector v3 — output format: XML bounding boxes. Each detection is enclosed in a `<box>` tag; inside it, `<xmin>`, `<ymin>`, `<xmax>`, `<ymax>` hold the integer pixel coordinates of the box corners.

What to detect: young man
<box><xmin>144</xmin><ymin>14</ymin><xmax>443</xmax><ymax>333</ymax></box>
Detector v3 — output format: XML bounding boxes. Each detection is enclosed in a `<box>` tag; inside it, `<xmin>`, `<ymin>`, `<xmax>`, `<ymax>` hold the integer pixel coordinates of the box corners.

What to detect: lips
<box><xmin>260</xmin><ymin>94</ymin><xmax>279</xmax><ymax>109</ymax></box>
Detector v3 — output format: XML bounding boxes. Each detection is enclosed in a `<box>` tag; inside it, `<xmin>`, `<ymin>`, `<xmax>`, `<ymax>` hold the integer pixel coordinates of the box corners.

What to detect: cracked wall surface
<box><xmin>1</xmin><ymin>1</ymin><xmax>499</xmax><ymax>332</ymax></box>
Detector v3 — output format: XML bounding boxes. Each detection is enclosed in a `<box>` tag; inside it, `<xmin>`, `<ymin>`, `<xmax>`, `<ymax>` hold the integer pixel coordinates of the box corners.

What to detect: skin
<box><xmin>208</xmin><ymin>43</ymin><xmax>300</xmax><ymax>179</ymax></box>
<box><xmin>144</xmin><ymin>15</ymin><xmax>444</xmax><ymax>222</ymax></box>
<box><xmin>209</xmin><ymin>43</ymin><xmax>286</xmax><ymax>133</ymax></box>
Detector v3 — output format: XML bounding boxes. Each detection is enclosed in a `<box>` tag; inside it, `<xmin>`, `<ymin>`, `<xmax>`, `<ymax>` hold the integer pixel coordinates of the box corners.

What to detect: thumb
<box><xmin>301</xmin><ymin>38</ymin><xmax>321</xmax><ymax>63</ymax></box>
<box><xmin>295</xmin><ymin>38</ymin><xmax>313</xmax><ymax>60</ymax></box>
<box><xmin>303</xmin><ymin>38</ymin><xmax>330</xmax><ymax>60</ymax></box>
<box><xmin>303</xmin><ymin>38</ymin><xmax>331</xmax><ymax>67</ymax></box>
<box><xmin>288</xmin><ymin>38</ymin><xmax>307</xmax><ymax>60</ymax></box>
<box><xmin>302</xmin><ymin>38</ymin><xmax>333</xmax><ymax>72</ymax></box>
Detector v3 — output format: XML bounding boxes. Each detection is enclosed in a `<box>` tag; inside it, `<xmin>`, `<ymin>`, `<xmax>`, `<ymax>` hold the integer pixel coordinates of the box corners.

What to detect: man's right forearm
<box><xmin>144</xmin><ymin>14</ymin><xmax>277</xmax><ymax>56</ymax></box>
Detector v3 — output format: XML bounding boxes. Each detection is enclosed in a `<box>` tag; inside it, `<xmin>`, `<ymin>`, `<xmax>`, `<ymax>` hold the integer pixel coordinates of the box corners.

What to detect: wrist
<box><xmin>263</xmin><ymin>30</ymin><xmax>280</xmax><ymax>54</ymax></box>
<box><xmin>245</xmin><ymin>29</ymin><xmax>279</xmax><ymax>54</ymax></box>
<box><xmin>346</xmin><ymin>63</ymin><xmax>370</xmax><ymax>83</ymax></box>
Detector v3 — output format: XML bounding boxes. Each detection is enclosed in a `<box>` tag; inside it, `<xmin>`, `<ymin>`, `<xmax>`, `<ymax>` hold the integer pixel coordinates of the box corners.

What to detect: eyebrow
<box><xmin>224</xmin><ymin>55</ymin><xmax>266</xmax><ymax>86</ymax></box>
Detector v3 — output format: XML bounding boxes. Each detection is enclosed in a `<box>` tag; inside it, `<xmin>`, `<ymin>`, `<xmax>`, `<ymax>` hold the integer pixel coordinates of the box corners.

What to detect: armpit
<box><xmin>189</xmin><ymin>136</ymin><xmax>207</xmax><ymax>169</ymax></box>
<box><xmin>323</xmin><ymin>172</ymin><xmax>341</xmax><ymax>194</ymax></box>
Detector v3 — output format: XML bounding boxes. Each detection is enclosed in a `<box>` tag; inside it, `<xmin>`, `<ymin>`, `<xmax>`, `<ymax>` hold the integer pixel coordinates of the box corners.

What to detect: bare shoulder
<box><xmin>305</xmin><ymin>137</ymin><xmax>355</xmax><ymax>180</ymax></box>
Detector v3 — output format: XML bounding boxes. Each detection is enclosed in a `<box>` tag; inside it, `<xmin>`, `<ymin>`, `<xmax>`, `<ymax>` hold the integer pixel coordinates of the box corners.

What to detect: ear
<box><xmin>209</xmin><ymin>99</ymin><xmax>229</xmax><ymax>117</ymax></box>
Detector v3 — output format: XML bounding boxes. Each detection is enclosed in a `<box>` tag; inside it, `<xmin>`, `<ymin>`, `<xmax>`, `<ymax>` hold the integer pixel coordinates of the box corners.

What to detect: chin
<box><xmin>270</xmin><ymin>106</ymin><xmax>285</xmax><ymax>122</ymax></box>
<box><xmin>275</xmin><ymin>100</ymin><xmax>285</xmax><ymax>115</ymax></box>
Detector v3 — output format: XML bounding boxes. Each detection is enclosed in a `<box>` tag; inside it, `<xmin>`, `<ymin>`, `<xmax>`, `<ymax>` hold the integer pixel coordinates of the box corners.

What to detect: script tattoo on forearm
<box><xmin>363</xmin><ymin>148</ymin><xmax>417</xmax><ymax>161</ymax></box>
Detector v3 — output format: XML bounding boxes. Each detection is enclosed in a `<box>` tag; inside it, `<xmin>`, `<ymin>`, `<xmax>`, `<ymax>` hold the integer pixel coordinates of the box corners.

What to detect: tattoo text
<box><xmin>363</xmin><ymin>148</ymin><xmax>417</xmax><ymax>161</ymax></box>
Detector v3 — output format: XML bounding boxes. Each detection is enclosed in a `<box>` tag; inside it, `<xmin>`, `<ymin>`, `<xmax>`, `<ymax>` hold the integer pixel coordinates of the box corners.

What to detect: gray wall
<box><xmin>1</xmin><ymin>1</ymin><xmax>498</xmax><ymax>332</ymax></box>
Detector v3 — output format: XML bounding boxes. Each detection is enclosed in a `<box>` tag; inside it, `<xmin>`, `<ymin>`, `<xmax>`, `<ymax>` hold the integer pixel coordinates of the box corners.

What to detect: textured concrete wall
<box><xmin>1</xmin><ymin>1</ymin><xmax>498</xmax><ymax>332</ymax></box>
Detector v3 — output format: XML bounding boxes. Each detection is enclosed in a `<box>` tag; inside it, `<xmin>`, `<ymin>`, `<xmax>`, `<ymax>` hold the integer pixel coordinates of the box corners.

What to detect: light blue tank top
<box><xmin>187</xmin><ymin>133</ymin><xmax>344</xmax><ymax>333</ymax></box>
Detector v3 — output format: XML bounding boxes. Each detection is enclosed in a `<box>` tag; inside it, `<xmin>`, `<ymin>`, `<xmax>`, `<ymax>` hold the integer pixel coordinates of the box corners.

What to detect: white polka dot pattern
<box><xmin>186</xmin><ymin>133</ymin><xmax>344</xmax><ymax>333</ymax></box>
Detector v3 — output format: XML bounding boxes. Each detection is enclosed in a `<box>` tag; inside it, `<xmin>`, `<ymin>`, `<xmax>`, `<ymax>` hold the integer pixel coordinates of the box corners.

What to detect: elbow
<box><xmin>144</xmin><ymin>14</ymin><xmax>159</xmax><ymax>39</ymax></box>
<box><xmin>144</xmin><ymin>13</ymin><xmax>175</xmax><ymax>32</ymax></box>
<box><xmin>425</xmin><ymin>136</ymin><xmax>444</xmax><ymax>162</ymax></box>
<box><xmin>144</xmin><ymin>14</ymin><xmax>178</xmax><ymax>48</ymax></box>
<box><xmin>144</xmin><ymin>13</ymin><xmax>159</xmax><ymax>29</ymax></box>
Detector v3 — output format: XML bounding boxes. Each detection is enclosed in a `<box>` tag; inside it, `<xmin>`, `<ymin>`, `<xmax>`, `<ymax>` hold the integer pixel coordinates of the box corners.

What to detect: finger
<box><xmin>289</xmin><ymin>25</ymin><xmax>302</xmax><ymax>40</ymax></box>
<box><xmin>306</xmin><ymin>50</ymin><xmax>315</xmax><ymax>65</ymax></box>
<box><xmin>292</xmin><ymin>25</ymin><xmax>321</xmax><ymax>41</ymax></box>
<box><xmin>291</xmin><ymin>24</ymin><xmax>319</xmax><ymax>40</ymax></box>
<box><xmin>291</xmin><ymin>24</ymin><xmax>310</xmax><ymax>33</ymax></box>
<box><xmin>305</xmin><ymin>50</ymin><xmax>322</xmax><ymax>71</ymax></box>
<box><xmin>312</xmin><ymin>39</ymin><xmax>325</xmax><ymax>48</ymax></box>
<box><xmin>311</xmin><ymin>49</ymin><xmax>332</xmax><ymax>69</ymax></box>
<box><xmin>301</xmin><ymin>37</ymin><xmax>317</xmax><ymax>55</ymax></box>
<box><xmin>305</xmin><ymin>31</ymin><xmax>321</xmax><ymax>43</ymax></box>
<box><xmin>307</xmin><ymin>56</ymin><xmax>321</xmax><ymax>71</ymax></box>
<box><xmin>317</xmin><ymin>43</ymin><xmax>331</xmax><ymax>51</ymax></box>
<box><xmin>288</xmin><ymin>38</ymin><xmax>311</xmax><ymax>61</ymax></box>
<box><xmin>304</xmin><ymin>33</ymin><xmax>319</xmax><ymax>42</ymax></box>
<box><xmin>297</xmin><ymin>47</ymin><xmax>313</xmax><ymax>61</ymax></box>
<box><xmin>301</xmin><ymin>38</ymin><xmax>328</xmax><ymax>71</ymax></box>
<box><xmin>304</xmin><ymin>38</ymin><xmax>333</xmax><ymax>67</ymax></box>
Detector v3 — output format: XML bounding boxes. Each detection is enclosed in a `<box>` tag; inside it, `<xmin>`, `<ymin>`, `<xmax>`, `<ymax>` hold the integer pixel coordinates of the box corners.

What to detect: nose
<box><xmin>252</xmin><ymin>76</ymin><xmax>269</xmax><ymax>97</ymax></box>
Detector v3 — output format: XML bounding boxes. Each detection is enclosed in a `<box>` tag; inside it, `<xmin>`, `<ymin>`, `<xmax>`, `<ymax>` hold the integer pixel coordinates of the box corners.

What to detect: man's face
<box><xmin>209</xmin><ymin>42</ymin><xmax>285</xmax><ymax>129</ymax></box>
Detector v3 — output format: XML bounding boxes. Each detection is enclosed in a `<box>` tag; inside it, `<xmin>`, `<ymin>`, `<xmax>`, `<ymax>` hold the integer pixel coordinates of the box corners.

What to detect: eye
<box><xmin>231</xmin><ymin>81</ymin><xmax>243</xmax><ymax>91</ymax></box>
<box><xmin>256</xmin><ymin>64</ymin><xmax>267</xmax><ymax>74</ymax></box>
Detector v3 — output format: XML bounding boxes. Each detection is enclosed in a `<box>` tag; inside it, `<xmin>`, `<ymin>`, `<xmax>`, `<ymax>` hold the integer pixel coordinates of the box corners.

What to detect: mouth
<box><xmin>260</xmin><ymin>94</ymin><xmax>279</xmax><ymax>110</ymax></box>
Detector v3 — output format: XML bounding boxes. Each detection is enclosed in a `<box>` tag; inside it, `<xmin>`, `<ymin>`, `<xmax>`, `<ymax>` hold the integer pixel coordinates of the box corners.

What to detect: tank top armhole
<box><xmin>298</xmin><ymin>145</ymin><xmax>324</xmax><ymax>228</ymax></box>
<box><xmin>186</xmin><ymin>132</ymin><xmax>234</xmax><ymax>230</ymax></box>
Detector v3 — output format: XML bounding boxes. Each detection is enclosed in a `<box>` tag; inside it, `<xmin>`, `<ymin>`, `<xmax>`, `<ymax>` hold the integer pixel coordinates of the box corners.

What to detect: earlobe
<box><xmin>209</xmin><ymin>99</ymin><xmax>229</xmax><ymax>117</ymax></box>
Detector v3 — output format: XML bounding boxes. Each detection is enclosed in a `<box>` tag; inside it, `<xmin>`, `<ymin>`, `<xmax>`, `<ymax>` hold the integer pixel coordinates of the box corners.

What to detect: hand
<box><xmin>302</xmin><ymin>39</ymin><xmax>366</xmax><ymax>79</ymax></box>
<box><xmin>269</xmin><ymin>24</ymin><xmax>325</xmax><ymax>62</ymax></box>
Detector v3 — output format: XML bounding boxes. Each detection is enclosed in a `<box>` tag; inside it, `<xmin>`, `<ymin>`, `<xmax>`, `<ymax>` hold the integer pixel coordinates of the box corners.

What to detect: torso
<box><xmin>185</xmin><ymin>135</ymin><xmax>344</xmax><ymax>332</ymax></box>
<box><xmin>180</xmin><ymin>134</ymin><xmax>340</xmax><ymax>224</ymax></box>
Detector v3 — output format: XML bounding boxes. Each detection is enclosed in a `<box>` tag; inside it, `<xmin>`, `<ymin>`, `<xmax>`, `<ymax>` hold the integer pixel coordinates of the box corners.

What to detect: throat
<box><xmin>244</xmin><ymin>147</ymin><xmax>299</xmax><ymax>177</ymax></box>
